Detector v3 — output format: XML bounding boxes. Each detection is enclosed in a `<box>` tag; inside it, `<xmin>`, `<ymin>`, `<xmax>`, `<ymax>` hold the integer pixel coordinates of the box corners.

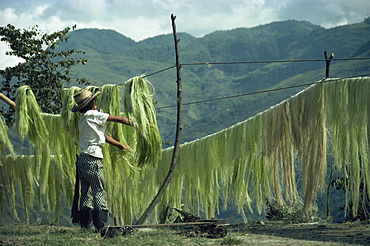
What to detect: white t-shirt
<box><xmin>78</xmin><ymin>110</ymin><xmax>109</xmax><ymax>159</ymax></box>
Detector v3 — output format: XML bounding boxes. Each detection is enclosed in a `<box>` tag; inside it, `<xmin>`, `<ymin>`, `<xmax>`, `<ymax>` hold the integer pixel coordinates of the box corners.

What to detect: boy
<box><xmin>72</xmin><ymin>88</ymin><xmax>133</xmax><ymax>232</ymax></box>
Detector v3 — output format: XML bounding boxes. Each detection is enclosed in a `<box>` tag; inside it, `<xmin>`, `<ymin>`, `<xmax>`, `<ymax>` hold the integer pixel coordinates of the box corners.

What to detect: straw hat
<box><xmin>72</xmin><ymin>88</ymin><xmax>101</xmax><ymax>112</ymax></box>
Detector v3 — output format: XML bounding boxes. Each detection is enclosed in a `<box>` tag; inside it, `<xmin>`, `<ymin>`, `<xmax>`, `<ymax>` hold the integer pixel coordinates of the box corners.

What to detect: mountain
<box><xmin>54</xmin><ymin>19</ymin><xmax>370</xmax><ymax>144</ymax></box>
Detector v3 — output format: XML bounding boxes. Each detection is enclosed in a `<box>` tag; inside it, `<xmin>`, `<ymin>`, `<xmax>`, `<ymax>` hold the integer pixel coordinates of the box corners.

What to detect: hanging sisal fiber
<box><xmin>1</xmin><ymin>76</ymin><xmax>370</xmax><ymax>225</ymax></box>
<box><xmin>157</xmin><ymin>77</ymin><xmax>370</xmax><ymax>221</ymax></box>
<box><xmin>0</xmin><ymin>116</ymin><xmax>14</xmax><ymax>156</ymax></box>
<box><xmin>15</xmin><ymin>86</ymin><xmax>47</xmax><ymax>144</ymax></box>
<box><xmin>0</xmin><ymin>76</ymin><xmax>163</xmax><ymax>224</ymax></box>
<box><xmin>122</xmin><ymin>76</ymin><xmax>162</xmax><ymax>167</ymax></box>
<box><xmin>61</xmin><ymin>86</ymin><xmax>81</xmax><ymax>138</ymax></box>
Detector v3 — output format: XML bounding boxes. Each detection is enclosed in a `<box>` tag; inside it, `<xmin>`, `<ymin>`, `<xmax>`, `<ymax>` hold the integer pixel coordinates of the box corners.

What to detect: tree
<box><xmin>0</xmin><ymin>24</ymin><xmax>90</xmax><ymax>125</ymax></box>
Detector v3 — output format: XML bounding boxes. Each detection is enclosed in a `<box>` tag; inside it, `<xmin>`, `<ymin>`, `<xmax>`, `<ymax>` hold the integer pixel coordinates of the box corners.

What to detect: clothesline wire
<box><xmin>1</xmin><ymin>57</ymin><xmax>369</xmax><ymax>90</ymax></box>
<box><xmin>180</xmin><ymin>57</ymin><xmax>370</xmax><ymax>66</ymax></box>
<box><xmin>0</xmin><ymin>57</ymin><xmax>369</xmax><ymax>113</ymax></box>
<box><xmin>142</xmin><ymin>65</ymin><xmax>175</xmax><ymax>78</ymax></box>
<box><xmin>142</xmin><ymin>57</ymin><xmax>370</xmax><ymax>78</ymax></box>
<box><xmin>154</xmin><ymin>72</ymin><xmax>370</xmax><ymax>110</ymax></box>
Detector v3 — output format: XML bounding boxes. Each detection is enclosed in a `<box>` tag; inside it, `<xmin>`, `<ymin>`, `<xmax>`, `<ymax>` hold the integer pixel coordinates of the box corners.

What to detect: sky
<box><xmin>0</xmin><ymin>0</ymin><xmax>369</xmax><ymax>69</ymax></box>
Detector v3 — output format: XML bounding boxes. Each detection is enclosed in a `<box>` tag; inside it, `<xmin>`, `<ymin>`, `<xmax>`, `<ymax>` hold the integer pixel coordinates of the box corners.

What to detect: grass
<box><xmin>0</xmin><ymin>224</ymin><xmax>242</xmax><ymax>246</ymax></box>
<box><xmin>219</xmin><ymin>236</ymin><xmax>244</xmax><ymax>245</ymax></box>
<box><xmin>2</xmin><ymin>221</ymin><xmax>369</xmax><ymax>245</ymax></box>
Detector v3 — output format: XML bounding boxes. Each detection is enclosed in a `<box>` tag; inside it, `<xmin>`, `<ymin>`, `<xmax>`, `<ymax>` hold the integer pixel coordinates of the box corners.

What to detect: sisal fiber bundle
<box><xmin>324</xmin><ymin>78</ymin><xmax>370</xmax><ymax>217</ymax></box>
<box><xmin>157</xmin><ymin>77</ymin><xmax>369</xmax><ymax>221</ymax></box>
<box><xmin>15</xmin><ymin>86</ymin><xmax>47</xmax><ymax>144</ymax></box>
<box><xmin>123</xmin><ymin>76</ymin><xmax>162</xmax><ymax>167</ymax></box>
<box><xmin>2</xmin><ymin>76</ymin><xmax>370</xmax><ymax>225</ymax></box>
<box><xmin>0</xmin><ymin>116</ymin><xmax>14</xmax><ymax>156</ymax></box>
<box><xmin>97</xmin><ymin>84</ymin><xmax>139</xmax><ymax>224</ymax></box>
<box><xmin>61</xmin><ymin>86</ymin><xmax>81</xmax><ymax>138</ymax></box>
<box><xmin>0</xmin><ymin>155</ymin><xmax>19</xmax><ymax>221</ymax></box>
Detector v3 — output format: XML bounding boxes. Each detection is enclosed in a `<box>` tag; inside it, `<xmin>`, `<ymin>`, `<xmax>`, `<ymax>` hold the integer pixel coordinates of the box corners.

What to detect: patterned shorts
<box><xmin>77</xmin><ymin>153</ymin><xmax>108</xmax><ymax>211</ymax></box>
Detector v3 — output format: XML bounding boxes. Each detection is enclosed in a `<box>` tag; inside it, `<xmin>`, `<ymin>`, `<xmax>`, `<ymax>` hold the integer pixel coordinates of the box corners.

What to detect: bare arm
<box><xmin>105</xmin><ymin>134</ymin><xmax>129</xmax><ymax>150</ymax></box>
<box><xmin>107</xmin><ymin>115</ymin><xmax>133</xmax><ymax>126</ymax></box>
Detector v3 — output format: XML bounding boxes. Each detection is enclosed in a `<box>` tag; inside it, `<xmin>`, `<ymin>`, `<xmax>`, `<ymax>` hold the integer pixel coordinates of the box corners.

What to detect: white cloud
<box><xmin>0</xmin><ymin>43</ymin><xmax>24</xmax><ymax>69</ymax></box>
<box><xmin>0</xmin><ymin>0</ymin><xmax>369</xmax><ymax>69</ymax></box>
<box><xmin>0</xmin><ymin>8</ymin><xmax>17</xmax><ymax>24</ymax></box>
<box><xmin>274</xmin><ymin>0</ymin><xmax>369</xmax><ymax>28</ymax></box>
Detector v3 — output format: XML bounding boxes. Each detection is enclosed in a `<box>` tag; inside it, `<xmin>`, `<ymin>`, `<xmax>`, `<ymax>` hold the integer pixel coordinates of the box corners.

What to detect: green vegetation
<box><xmin>0</xmin><ymin>225</ymin><xmax>234</xmax><ymax>245</ymax></box>
<box><xmin>265</xmin><ymin>200</ymin><xmax>317</xmax><ymax>224</ymax></box>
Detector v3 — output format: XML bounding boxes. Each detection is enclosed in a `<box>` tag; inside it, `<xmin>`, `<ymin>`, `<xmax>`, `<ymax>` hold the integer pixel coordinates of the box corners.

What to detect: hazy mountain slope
<box><xmin>54</xmin><ymin>19</ymin><xmax>370</xmax><ymax>143</ymax></box>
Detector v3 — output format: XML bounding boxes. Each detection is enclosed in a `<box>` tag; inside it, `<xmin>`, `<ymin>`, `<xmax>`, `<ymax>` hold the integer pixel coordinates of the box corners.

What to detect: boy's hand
<box><xmin>106</xmin><ymin>134</ymin><xmax>130</xmax><ymax>151</ymax></box>
<box><xmin>128</xmin><ymin>118</ymin><xmax>137</xmax><ymax>127</ymax></box>
<box><xmin>118</xmin><ymin>143</ymin><xmax>130</xmax><ymax>151</ymax></box>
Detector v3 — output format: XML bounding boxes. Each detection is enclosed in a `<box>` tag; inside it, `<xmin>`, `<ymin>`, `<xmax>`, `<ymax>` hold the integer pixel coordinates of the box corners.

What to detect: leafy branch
<box><xmin>0</xmin><ymin>24</ymin><xmax>90</xmax><ymax>125</ymax></box>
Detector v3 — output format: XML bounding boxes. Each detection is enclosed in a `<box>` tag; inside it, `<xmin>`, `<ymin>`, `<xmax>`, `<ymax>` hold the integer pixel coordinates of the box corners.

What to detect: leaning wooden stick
<box><xmin>0</xmin><ymin>92</ymin><xmax>16</xmax><ymax>108</ymax></box>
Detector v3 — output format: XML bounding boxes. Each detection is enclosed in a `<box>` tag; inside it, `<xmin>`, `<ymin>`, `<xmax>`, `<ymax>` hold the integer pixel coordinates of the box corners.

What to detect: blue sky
<box><xmin>0</xmin><ymin>0</ymin><xmax>369</xmax><ymax>68</ymax></box>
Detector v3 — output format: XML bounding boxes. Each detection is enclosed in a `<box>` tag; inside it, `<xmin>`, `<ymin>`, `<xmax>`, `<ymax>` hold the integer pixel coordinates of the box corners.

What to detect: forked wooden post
<box><xmin>136</xmin><ymin>14</ymin><xmax>183</xmax><ymax>225</ymax></box>
<box><xmin>324</xmin><ymin>51</ymin><xmax>334</xmax><ymax>79</ymax></box>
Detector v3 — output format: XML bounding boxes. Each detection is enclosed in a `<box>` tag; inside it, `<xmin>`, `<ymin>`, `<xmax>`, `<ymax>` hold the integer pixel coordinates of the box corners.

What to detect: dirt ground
<box><xmin>225</xmin><ymin>221</ymin><xmax>370</xmax><ymax>245</ymax></box>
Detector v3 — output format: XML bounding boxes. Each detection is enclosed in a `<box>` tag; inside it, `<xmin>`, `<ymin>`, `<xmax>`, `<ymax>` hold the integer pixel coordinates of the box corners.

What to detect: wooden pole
<box><xmin>324</xmin><ymin>51</ymin><xmax>334</xmax><ymax>79</ymax></box>
<box><xmin>136</xmin><ymin>14</ymin><xmax>183</xmax><ymax>225</ymax></box>
<box><xmin>0</xmin><ymin>93</ymin><xmax>16</xmax><ymax>108</ymax></box>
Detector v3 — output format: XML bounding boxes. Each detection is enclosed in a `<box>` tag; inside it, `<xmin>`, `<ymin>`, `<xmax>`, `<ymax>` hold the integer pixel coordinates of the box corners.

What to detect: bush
<box><xmin>265</xmin><ymin>199</ymin><xmax>317</xmax><ymax>223</ymax></box>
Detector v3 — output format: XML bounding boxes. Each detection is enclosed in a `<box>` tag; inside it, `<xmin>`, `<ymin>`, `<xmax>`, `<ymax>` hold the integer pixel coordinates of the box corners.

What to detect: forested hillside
<box><xmin>56</xmin><ymin>19</ymin><xmax>370</xmax><ymax>144</ymax></box>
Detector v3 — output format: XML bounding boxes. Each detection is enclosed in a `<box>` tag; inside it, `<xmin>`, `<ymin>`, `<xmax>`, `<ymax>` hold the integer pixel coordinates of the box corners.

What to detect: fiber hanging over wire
<box><xmin>157</xmin><ymin>77</ymin><xmax>370</xmax><ymax>221</ymax></box>
<box><xmin>97</xmin><ymin>84</ymin><xmax>136</xmax><ymax>170</ymax></box>
<box><xmin>324</xmin><ymin>78</ymin><xmax>370</xmax><ymax>217</ymax></box>
<box><xmin>98</xmin><ymin>83</ymin><xmax>139</xmax><ymax>224</ymax></box>
<box><xmin>61</xmin><ymin>86</ymin><xmax>81</xmax><ymax>139</ymax></box>
<box><xmin>1</xmin><ymin>76</ymin><xmax>370</xmax><ymax>225</ymax></box>
<box><xmin>0</xmin><ymin>76</ymin><xmax>165</xmax><ymax>225</ymax></box>
<box><xmin>0</xmin><ymin>116</ymin><xmax>14</xmax><ymax>156</ymax></box>
<box><xmin>15</xmin><ymin>86</ymin><xmax>47</xmax><ymax>143</ymax></box>
<box><xmin>123</xmin><ymin>76</ymin><xmax>162</xmax><ymax>167</ymax></box>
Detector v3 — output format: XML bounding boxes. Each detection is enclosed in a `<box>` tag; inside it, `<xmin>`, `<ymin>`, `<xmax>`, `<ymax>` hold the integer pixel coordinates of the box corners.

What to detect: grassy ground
<box><xmin>1</xmin><ymin>221</ymin><xmax>370</xmax><ymax>245</ymax></box>
<box><xmin>0</xmin><ymin>224</ymin><xmax>238</xmax><ymax>246</ymax></box>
